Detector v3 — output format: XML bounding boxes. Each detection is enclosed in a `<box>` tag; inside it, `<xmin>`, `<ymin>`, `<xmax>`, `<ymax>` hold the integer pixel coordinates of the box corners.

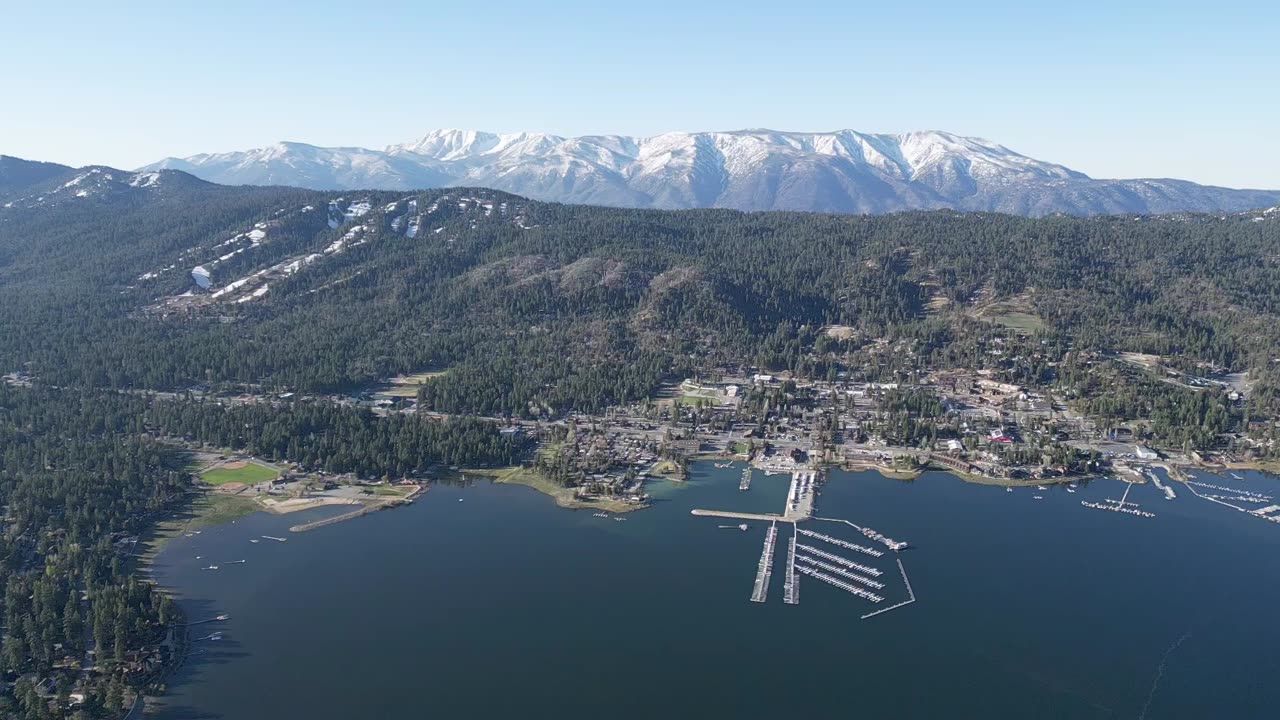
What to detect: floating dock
<box><xmin>1185</xmin><ymin>480</ymin><xmax>1271</xmax><ymax>500</ymax></box>
<box><xmin>783</xmin><ymin>526</ymin><xmax>799</xmax><ymax>605</ymax></box>
<box><xmin>1248</xmin><ymin>505</ymin><xmax>1280</xmax><ymax>522</ymax></box>
<box><xmin>1205</xmin><ymin>494</ymin><xmax>1270</xmax><ymax>504</ymax></box>
<box><xmin>814</xmin><ymin>517</ymin><xmax>909</xmax><ymax>552</ymax></box>
<box><xmin>795</xmin><ymin>527</ymin><xmax>883</xmax><ymax>557</ymax></box>
<box><xmin>1081</xmin><ymin>500</ymin><xmax>1155</xmax><ymax>518</ymax></box>
<box><xmin>795</xmin><ymin>565</ymin><xmax>883</xmax><ymax>603</ymax></box>
<box><xmin>861</xmin><ymin>558</ymin><xmax>917</xmax><ymax>620</ymax></box>
<box><xmin>794</xmin><ymin>555</ymin><xmax>884</xmax><ymax>590</ymax></box>
<box><xmin>794</xmin><ymin>543</ymin><xmax>882</xmax><ymax>576</ymax></box>
<box><xmin>750</xmin><ymin>522</ymin><xmax>778</xmax><ymax>603</ymax></box>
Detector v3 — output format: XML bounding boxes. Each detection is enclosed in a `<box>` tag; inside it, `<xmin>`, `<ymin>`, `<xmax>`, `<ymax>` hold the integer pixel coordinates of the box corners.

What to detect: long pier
<box><xmin>692</xmin><ymin>508</ymin><xmax>784</xmax><ymax>522</ymax></box>
<box><xmin>794</xmin><ymin>543</ymin><xmax>882</xmax><ymax>576</ymax></box>
<box><xmin>1180</xmin><ymin>480</ymin><xmax>1249</xmax><ymax>513</ymax></box>
<box><xmin>289</xmin><ymin>505</ymin><xmax>373</xmax><ymax>532</ymax></box>
<box><xmin>794</xmin><ymin>555</ymin><xmax>885</xmax><ymax>589</ymax></box>
<box><xmin>795</xmin><ymin>527</ymin><xmax>883</xmax><ymax>557</ymax></box>
<box><xmin>860</xmin><ymin>558</ymin><xmax>917</xmax><ymax>620</ymax></box>
<box><xmin>739</xmin><ymin>468</ymin><xmax>752</xmax><ymax>491</ymax></box>
<box><xmin>750</xmin><ymin>522</ymin><xmax>778</xmax><ymax>603</ymax></box>
<box><xmin>795</xmin><ymin>565</ymin><xmax>883</xmax><ymax>602</ymax></box>
<box><xmin>783</xmin><ymin>526</ymin><xmax>799</xmax><ymax>605</ymax></box>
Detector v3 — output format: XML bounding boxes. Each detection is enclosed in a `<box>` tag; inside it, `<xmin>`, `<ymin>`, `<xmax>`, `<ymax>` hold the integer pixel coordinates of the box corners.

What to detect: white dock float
<box><xmin>750</xmin><ymin>522</ymin><xmax>778</xmax><ymax>603</ymax></box>
<box><xmin>795</xmin><ymin>527</ymin><xmax>883</xmax><ymax>557</ymax></box>
<box><xmin>795</xmin><ymin>565</ymin><xmax>883</xmax><ymax>603</ymax></box>
<box><xmin>794</xmin><ymin>543</ymin><xmax>882</xmax><ymax>576</ymax></box>
<box><xmin>794</xmin><ymin>555</ymin><xmax>885</xmax><ymax>589</ymax></box>
<box><xmin>860</xmin><ymin>559</ymin><xmax>917</xmax><ymax>620</ymax></box>
<box><xmin>783</xmin><ymin>526</ymin><xmax>799</xmax><ymax>605</ymax></box>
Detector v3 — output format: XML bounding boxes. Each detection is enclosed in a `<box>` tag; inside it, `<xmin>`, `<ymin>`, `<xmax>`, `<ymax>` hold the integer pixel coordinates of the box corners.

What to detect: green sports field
<box><xmin>199</xmin><ymin>462</ymin><xmax>281</xmax><ymax>486</ymax></box>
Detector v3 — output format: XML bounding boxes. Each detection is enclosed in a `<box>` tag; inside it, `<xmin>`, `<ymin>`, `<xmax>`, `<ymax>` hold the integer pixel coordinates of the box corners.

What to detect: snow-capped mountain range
<box><xmin>144</xmin><ymin>128</ymin><xmax>1280</xmax><ymax>217</ymax></box>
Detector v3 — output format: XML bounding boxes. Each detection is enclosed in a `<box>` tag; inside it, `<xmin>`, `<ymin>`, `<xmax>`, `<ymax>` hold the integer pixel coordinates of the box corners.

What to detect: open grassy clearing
<box><xmin>389</xmin><ymin>371</ymin><xmax>449</xmax><ymax>384</ymax></box>
<box><xmin>200</xmin><ymin>461</ymin><xmax>280</xmax><ymax>486</ymax></box>
<box><xmin>989</xmin><ymin>312</ymin><xmax>1046</xmax><ymax>333</ymax></box>
<box><xmin>372</xmin><ymin>370</ymin><xmax>449</xmax><ymax>398</ymax></box>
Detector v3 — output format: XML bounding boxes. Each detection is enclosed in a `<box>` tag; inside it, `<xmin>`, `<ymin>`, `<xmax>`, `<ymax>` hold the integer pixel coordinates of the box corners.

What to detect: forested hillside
<box><xmin>3</xmin><ymin>168</ymin><xmax>1280</xmax><ymax>716</ymax></box>
<box><xmin>3</xmin><ymin>178</ymin><xmax>1279</xmax><ymax>417</ymax></box>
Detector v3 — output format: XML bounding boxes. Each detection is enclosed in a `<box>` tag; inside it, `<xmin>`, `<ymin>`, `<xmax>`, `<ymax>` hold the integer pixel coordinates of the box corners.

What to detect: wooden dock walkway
<box><xmin>750</xmin><ymin>522</ymin><xmax>778</xmax><ymax>603</ymax></box>
<box><xmin>692</xmin><ymin>508</ymin><xmax>785</xmax><ymax>522</ymax></box>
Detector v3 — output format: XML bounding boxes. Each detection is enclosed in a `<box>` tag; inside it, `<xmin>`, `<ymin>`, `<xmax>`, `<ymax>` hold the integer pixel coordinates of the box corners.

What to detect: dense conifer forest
<box><xmin>1</xmin><ymin>172</ymin><xmax>1278</xmax><ymax>716</ymax></box>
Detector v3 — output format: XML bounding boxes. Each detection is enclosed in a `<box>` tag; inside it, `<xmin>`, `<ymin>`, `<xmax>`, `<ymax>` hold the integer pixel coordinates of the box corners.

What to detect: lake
<box><xmin>148</xmin><ymin>465</ymin><xmax>1280</xmax><ymax>719</ymax></box>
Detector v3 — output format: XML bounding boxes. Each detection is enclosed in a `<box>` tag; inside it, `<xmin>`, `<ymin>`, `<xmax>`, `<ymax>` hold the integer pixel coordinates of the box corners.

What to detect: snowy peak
<box><xmin>389</xmin><ymin>129</ymin><xmax>566</xmax><ymax>163</ymax></box>
<box><xmin>1</xmin><ymin>162</ymin><xmax>206</xmax><ymax>209</ymax></box>
<box><xmin>140</xmin><ymin>129</ymin><xmax>1280</xmax><ymax>216</ymax></box>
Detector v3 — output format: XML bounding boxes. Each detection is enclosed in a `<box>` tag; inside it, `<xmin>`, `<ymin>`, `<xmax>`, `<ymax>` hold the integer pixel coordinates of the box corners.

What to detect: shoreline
<box><xmin>465</xmin><ymin>466</ymin><xmax>649</xmax><ymax>514</ymax></box>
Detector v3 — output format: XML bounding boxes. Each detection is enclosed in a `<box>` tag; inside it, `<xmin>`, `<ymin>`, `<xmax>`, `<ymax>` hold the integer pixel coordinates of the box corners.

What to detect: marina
<box><xmin>148</xmin><ymin>466</ymin><xmax>1280</xmax><ymax>720</ymax></box>
<box><xmin>794</xmin><ymin>543</ymin><xmax>882</xmax><ymax>576</ymax></box>
<box><xmin>1081</xmin><ymin>477</ymin><xmax>1157</xmax><ymax>517</ymax></box>
<box><xmin>750</xmin><ymin>522</ymin><xmax>778</xmax><ymax>603</ymax></box>
<box><xmin>1205</xmin><ymin>494</ymin><xmax>1271</xmax><ymax>503</ymax></box>
<box><xmin>739</xmin><ymin>467</ymin><xmax>752</xmax><ymax>491</ymax></box>
<box><xmin>794</xmin><ymin>554</ymin><xmax>885</xmax><ymax>589</ymax></box>
<box><xmin>786</xmin><ymin>470</ymin><xmax>818</xmax><ymax>520</ymax></box>
<box><xmin>794</xmin><ymin>565</ymin><xmax>883</xmax><ymax>603</ymax></box>
<box><xmin>1081</xmin><ymin>500</ymin><xmax>1156</xmax><ymax>518</ymax></box>
<box><xmin>1184</xmin><ymin>480</ymin><xmax>1271</xmax><ymax>500</ymax></box>
<box><xmin>1250</xmin><ymin>505</ymin><xmax>1280</xmax><ymax>522</ymax></box>
<box><xmin>795</xmin><ymin>527</ymin><xmax>884</xmax><ymax>557</ymax></box>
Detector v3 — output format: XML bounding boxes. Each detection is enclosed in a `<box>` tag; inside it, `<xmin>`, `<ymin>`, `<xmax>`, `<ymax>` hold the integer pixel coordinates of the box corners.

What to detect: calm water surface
<box><xmin>150</xmin><ymin>466</ymin><xmax>1280</xmax><ymax>719</ymax></box>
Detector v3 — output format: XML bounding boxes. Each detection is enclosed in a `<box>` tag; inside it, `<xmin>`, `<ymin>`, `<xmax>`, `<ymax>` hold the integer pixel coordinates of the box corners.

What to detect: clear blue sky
<box><xmin>2</xmin><ymin>0</ymin><xmax>1277</xmax><ymax>187</ymax></box>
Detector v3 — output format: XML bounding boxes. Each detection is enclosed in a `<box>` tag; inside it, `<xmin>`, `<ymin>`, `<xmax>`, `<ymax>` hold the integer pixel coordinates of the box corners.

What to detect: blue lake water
<box><xmin>149</xmin><ymin>465</ymin><xmax>1280</xmax><ymax>719</ymax></box>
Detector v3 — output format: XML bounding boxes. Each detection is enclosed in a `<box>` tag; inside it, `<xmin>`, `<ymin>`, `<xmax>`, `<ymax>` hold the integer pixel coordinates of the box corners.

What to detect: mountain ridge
<box><xmin>141</xmin><ymin>128</ymin><xmax>1280</xmax><ymax>216</ymax></box>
